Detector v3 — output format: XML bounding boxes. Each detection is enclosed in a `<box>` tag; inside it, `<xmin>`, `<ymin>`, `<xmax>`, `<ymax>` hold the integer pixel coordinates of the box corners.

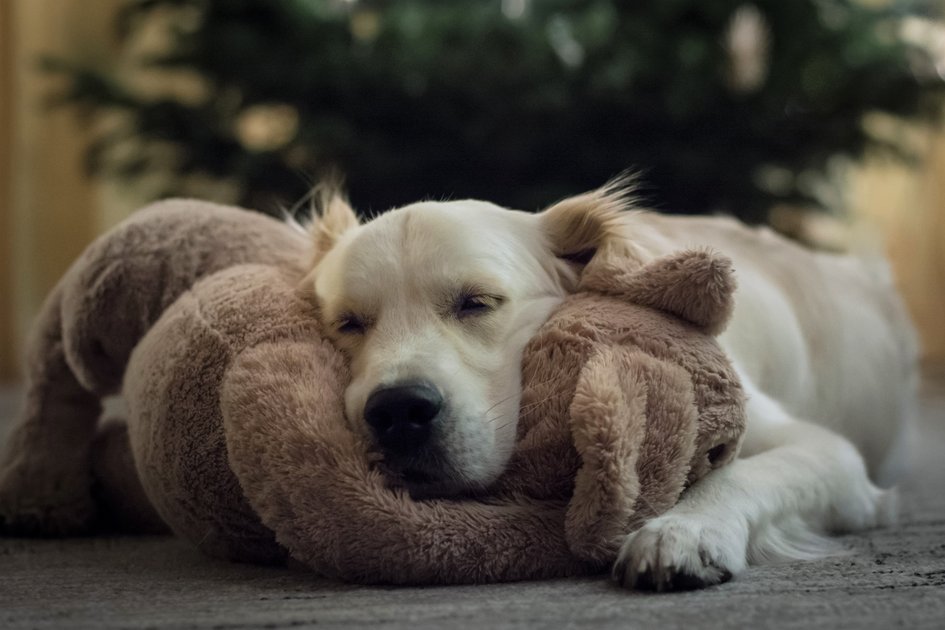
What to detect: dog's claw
<box><xmin>624</xmin><ymin>564</ymin><xmax>732</xmax><ymax>592</ymax></box>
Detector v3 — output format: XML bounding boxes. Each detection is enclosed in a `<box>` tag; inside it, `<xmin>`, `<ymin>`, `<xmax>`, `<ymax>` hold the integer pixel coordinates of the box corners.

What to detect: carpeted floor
<box><xmin>1</xmin><ymin>373</ymin><xmax>943</xmax><ymax>630</ymax></box>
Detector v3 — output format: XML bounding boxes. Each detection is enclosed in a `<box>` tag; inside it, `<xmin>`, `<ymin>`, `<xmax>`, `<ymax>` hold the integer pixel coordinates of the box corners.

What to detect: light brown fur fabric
<box><xmin>0</xmin><ymin>201</ymin><xmax>745</xmax><ymax>584</ymax></box>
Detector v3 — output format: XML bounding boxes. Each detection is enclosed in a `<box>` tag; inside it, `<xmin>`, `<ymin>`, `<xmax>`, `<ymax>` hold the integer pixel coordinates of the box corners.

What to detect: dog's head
<box><xmin>303</xmin><ymin>182</ymin><xmax>646</xmax><ymax>497</ymax></box>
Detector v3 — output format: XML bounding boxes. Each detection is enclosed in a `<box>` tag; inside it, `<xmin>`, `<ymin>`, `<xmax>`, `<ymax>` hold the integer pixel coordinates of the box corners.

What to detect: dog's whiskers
<box><xmin>482</xmin><ymin>376</ymin><xmax>564</xmax><ymax>424</ymax></box>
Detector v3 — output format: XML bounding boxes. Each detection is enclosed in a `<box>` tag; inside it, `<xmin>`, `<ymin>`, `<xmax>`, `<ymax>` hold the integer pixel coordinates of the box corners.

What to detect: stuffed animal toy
<box><xmin>0</xmin><ymin>200</ymin><xmax>745</xmax><ymax>584</ymax></box>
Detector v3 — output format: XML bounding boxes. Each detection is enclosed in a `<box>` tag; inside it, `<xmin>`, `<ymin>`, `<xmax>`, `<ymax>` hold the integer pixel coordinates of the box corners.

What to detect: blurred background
<box><xmin>1</xmin><ymin>0</ymin><xmax>945</xmax><ymax>382</ymax></box>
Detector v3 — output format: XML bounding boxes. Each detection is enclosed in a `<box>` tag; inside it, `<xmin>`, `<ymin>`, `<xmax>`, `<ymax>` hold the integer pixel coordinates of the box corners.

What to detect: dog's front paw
<box><xmin>612</xmin><ymin>513</ymin><xmax>747</xmax><ymax>592</ymax></box>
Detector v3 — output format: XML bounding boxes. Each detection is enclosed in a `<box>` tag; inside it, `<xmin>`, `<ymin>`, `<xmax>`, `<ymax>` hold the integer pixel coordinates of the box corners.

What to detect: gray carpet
<box><xmin>1</xmin><ymin>376</ymin><xmax>944</xmax><ymax>630</ymax></box>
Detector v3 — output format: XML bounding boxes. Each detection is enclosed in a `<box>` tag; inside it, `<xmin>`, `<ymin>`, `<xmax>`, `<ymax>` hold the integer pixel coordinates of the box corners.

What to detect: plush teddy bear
<box><xmin>0</xmin><ymin>200</ymin><xmax>745</xmax><ymax>584</ymax></box>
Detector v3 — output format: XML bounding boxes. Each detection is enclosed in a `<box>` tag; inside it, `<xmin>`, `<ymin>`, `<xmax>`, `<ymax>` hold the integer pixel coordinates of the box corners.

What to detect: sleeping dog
<box><xmin>302</xmin><ymin>180</ymin><xmax>917</xmax><ymax>591</ymax></box>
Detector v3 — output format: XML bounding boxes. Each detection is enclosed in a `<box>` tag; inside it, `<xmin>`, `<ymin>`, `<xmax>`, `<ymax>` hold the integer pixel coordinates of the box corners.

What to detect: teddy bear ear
<box><xmin>582</xmin><ymin>249</ymin><xmax>737</xmax><ymax>335</ymax></box>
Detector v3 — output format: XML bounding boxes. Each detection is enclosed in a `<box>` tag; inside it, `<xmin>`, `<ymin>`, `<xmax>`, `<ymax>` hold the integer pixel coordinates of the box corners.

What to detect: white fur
<box><xmin>311</xmin><ymin>200</ymin><xmax>571</xmax><ymax>495</ymax></box>
<box><xmin>307</xmin><ymin>191</ymin><xmax>918</xmax><ymax>589</ymax></box>
<box><xmin>607</xmin><ymin>213</ymin><xmax>916</xmax><ymax>590</ymax></box>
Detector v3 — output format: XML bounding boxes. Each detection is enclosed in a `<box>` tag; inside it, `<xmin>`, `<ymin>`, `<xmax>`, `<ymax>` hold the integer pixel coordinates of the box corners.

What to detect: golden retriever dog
<box><xmin>302</xmin><ymin>180</ymin><xmax>917</xmax><ymax>591</ymax></box>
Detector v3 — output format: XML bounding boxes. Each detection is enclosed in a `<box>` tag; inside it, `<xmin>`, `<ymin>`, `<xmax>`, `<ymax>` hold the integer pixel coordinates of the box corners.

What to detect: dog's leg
<box><xmin>612</xmin><ymin>380</ymin><xmax>896</xmax><ymax>591</ymax></box>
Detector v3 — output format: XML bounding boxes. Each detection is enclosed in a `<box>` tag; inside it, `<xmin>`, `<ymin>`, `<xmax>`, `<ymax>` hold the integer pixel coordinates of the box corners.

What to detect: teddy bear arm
<box><xmin>565</xmin><ymin>348</ymin><xmax>701</xmax><ymax>563</ymax></box>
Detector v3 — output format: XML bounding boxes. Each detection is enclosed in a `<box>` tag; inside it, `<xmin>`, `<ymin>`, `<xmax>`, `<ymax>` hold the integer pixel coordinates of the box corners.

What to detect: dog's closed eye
<box><xmin>335</xmin><ymin>312</ymin><xmax>370</xmax><ymax>335</ymax></box>
<box><xmin>453</xmin><ymin>290</ymin><xmax>505</xmax><ymax>320</ymax></box>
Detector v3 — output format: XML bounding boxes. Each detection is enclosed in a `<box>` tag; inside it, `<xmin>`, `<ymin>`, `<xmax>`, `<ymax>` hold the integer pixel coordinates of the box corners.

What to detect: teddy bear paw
<box><xmin>0</xmin><ymin>464</ymin><xmax>97</xmax><ymax>536</ymax></box>
<box><xmin>612</xmin><ymin>513</ymin><xmax>747</xmax><ymax>592</ymax></box>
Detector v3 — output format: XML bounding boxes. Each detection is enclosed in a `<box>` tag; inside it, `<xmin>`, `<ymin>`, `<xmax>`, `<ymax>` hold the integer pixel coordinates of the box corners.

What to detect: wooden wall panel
<box><xmin>2</xmin><ymin>0</ymin><xmax>123</xmax><ymax>381</ymax></box>
<box><xmin>0</xmin><ymin>0</ymin><xmax>16</xmax><ymax>379</ymax></box>
<box><xmin>851</xmin><ymin>144</ymin><xmax>945</xmax><ymax>361</ymax></box>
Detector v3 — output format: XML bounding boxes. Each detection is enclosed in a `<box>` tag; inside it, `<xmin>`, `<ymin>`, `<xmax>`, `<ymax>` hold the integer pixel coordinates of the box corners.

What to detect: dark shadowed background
<box><xmin>2</xmin><ymin>0</ymin><xmax>945</xmax><ymax>372</ymax></box>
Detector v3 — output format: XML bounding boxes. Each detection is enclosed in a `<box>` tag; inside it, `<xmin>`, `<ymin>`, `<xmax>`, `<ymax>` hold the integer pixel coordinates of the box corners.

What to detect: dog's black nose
<box><xmin>364</xmin><ymin>383</ymin><xmax>443</xmax><ymax>452</ymax></box>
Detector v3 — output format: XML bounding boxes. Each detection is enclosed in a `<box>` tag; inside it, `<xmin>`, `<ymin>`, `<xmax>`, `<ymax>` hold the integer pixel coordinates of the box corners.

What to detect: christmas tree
<box><xmin>50</xmin><ymin>0</ymin><xmax>945</xmax><ymax>221</ymax></box>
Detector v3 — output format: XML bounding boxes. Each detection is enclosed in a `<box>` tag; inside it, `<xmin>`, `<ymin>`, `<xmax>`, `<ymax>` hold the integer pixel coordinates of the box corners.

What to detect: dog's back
<box><xmin>633</xmin><ymin>213</ymin><xmax>919</xmax><ymax>482</ymax></box>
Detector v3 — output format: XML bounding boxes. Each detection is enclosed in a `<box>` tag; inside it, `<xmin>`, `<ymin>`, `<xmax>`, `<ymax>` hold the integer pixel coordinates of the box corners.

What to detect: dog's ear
<box><xmin>309</xmin><ymin>190</ymin><xmax>360</xmax><ymax>265</ymax></box>
<box><xmin>538</xmin><ymin>176</ymin><xmax>648</xmax><ymax>283</ymax></box>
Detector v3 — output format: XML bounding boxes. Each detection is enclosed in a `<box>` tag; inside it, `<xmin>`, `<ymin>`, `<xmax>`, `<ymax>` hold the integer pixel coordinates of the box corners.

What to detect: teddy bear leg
<box><xmin>90</xmin><ymin>418</ymin><xmax>168</xmax><ymax>534</ymax></box>
<box><xmin>0</xmin><ymin>285</ymin><xmax>103</xmax><ymax>536</ymax></box>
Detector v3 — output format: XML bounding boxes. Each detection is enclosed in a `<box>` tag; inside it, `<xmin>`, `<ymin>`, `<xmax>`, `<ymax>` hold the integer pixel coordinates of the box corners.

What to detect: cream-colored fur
<box><xmin>309</xmin><ymin>198</ymin><xmax>573</xmax><ymax>495</ymax></box>
<box><xmin>306</xmin><ymin>182</ymin><xmax>917</xmax><ymax>591</ymax></box>
<box><xmin>607</xmin><ymin>211</ymin><xmax>915</xmax><ymax>590</ymax></box>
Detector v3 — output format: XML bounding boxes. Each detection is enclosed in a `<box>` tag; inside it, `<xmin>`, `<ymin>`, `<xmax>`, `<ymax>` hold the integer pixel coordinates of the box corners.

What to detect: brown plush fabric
<box><xmin>0</xmin><ymin>200</ymin><xmax>745</xmax><ymax>584</ymax></box>
<box><xmin>0</xmin><ymin>200</ymin><xmax>306</xmax><ymax>536</ymax></box>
